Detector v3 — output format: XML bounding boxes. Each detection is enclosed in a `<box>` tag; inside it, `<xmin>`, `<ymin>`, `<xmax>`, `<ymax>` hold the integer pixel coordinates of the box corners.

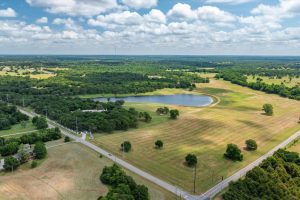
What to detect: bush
<box><xmin>170</xmin><ymin>109</ymin><xmax>179</xmax><ymax>119</ymax></box>
<box><xmin>263</xmin><ymin>104</ymin><xmax>273</xmax><ymax>116</ymax></box>
<box><xmin>155</xmin><ymin>140</ymin><xmax>163</xmax><ymax>149</ymax></box>
<box><xmin>224</xmin><ymin>144</ymin><xmax>243</xmax><ymax>161</ymax></box>
<box><xmin>3</xmin><ymin>156</ymin><xmax>20</xmax><ymax>171</ymax></box>
<box><xmin>185</xmin><ymin>154</ymin><xmax>197</xmax><ymax>167</ymax></box>
<box><xmin>31</xmin><ymin>160</ymin><xmax>38</xmax><ymax>168</ymax></box>
<box><xmin>33</xmin><ymin>142</ymin><xmax>47</xmax><ymax>159</ymax></box>
<box><xmin>121</xmin><ymin>141</ymin><xmax>132</xmax><ymax>152</ymax></box>
<box><xmin>64</xmin><ymin>136</ymin><xmax>71</xmax><ymax>143</ymax></box>
<box><xmin>245</xmin><ymin>139</ymin><xmax>257</xmax><ymax>151</ymax></box>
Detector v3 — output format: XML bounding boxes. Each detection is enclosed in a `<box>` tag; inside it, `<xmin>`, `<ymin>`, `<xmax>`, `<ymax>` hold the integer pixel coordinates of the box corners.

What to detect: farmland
<box><xmin>0</xmin><ymin>143</ymin><xmax>175</xmax><ymax>200</ymax></box>
<box><xmin>90</xmin><ymin>78</ymin><xmax>300</xmax><ymax>194</ymax></box>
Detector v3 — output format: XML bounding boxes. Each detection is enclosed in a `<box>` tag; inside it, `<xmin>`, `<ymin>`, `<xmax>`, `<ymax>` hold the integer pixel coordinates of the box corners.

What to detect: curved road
<box><xmin>19</xmin><ymin>107</ymin><xmax>300</xmax><ymax>200</ymax></box>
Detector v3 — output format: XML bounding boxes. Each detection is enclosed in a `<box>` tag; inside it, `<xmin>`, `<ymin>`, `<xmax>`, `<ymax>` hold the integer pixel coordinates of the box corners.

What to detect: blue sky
<box><xmin>0</xmin><ymin>0</ymin><xmax>300</xmax><ymax>55</ymax></box>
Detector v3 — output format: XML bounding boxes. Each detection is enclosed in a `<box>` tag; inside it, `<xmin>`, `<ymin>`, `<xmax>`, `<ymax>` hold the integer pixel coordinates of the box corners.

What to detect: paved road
<box><xmin>18</xmin><ymin>107</ymin><xmax>300</xmax><ymax>200</ymax></box>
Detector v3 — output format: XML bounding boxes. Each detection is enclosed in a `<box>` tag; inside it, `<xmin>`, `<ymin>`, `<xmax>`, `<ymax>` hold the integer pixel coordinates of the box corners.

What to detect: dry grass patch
<box><xmin>0</xmin><ymin>143</ymin><xmax>175</xmax><ymax>200</ymax></box>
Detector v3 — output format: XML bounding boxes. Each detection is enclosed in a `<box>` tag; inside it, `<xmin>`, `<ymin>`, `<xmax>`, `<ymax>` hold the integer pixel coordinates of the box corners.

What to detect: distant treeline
<box><xmin>218</xmin><ymin>71</ymin><xmax>300</xmax><ymax>100</ymax></box>
<box><xmin>223</xmin><ymin>149</ymin><xmax>300</xmax><ymax>200</ymax></box>
<box><xmin>0</xmin><ymin>70</ymin><xmax>208</xmax><ymax>96</ymax></box>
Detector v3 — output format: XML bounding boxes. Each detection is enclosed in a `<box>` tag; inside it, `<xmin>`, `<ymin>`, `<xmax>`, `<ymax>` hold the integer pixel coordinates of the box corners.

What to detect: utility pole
<box><xmin>193</xmin><ymin>164</ymin><xmax>197</xmax><ymax>194</ymax></box>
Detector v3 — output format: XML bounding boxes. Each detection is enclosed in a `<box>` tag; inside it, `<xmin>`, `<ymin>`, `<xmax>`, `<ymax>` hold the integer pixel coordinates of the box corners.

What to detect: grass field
<box><xmin>90</xmin><ymin>78</ymin><xmax>300</xmax><ymax>194</ymax></box>
<box><xmin>0</xmin><ymin>122</ymin><xmax>36</xmax><ymax>137</ymax></box>
<box><xmin>287</xmin><ymin>137</ymin><xmax>300</xmax><ymax>153</ymax></box>
<box><xmin>0</xmin><ymin>143</ymin><xmax>176</xmax><ymax>200</ymax></box>
<box><xmin>247</xmin><ymin>75</ymin><xmax>300</xmax><ymax>87</ymax></box>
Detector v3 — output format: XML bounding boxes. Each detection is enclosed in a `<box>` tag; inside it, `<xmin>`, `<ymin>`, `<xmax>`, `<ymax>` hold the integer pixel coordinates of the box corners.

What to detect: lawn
<box><xmin>287</xmin><ymin>137</ymin><xmax>300</xmax><ymax>153</ymax></box>
<box><xmin>0</xmin><ymin>143</ymin><xmax>175</xmax><ymax>200</ymax></box>
<box><xmin>0</xmin><ymin>122</ymin><xmax>36</xmax><ymax>137</ymax></box>
<box><xmin>247</xmin><ymin>75</ymin><xmax>300</xmax><ymax>88</ymax></box>
<box><xmin>90</xmin><ymin>78</ymin><xmax>300</xmax><ymax>194</ymax></box>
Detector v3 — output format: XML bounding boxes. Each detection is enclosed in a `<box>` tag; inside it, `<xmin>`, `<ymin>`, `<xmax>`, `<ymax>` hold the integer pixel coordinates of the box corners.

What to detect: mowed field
<box><xmin>247</xmin><ymin>75</ymin><xmax>300</xmax><ymax>87</ymax></box>
<box><xmin>0</xmin><ymin>143</ymin><xmax>175</xmax><ymax>200</ymax></box>
<box><xmin>0</xmin><ymin>122</ymin><xmax>36</xmax><ymax>137</ymax></box>
<box><xmin>288</xmin><ymin>138</ymin><xmax>300</xmax><ymax>153</ymax></box>
<box><xmin>91</xmin><ymin>78</ymin><xmax>300</xmax><ymax>194</ymax></box>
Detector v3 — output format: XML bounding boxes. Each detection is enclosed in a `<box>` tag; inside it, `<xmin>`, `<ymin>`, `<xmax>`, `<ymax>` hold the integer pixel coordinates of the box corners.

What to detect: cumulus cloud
<box><xmin>26</xmin><ymin>0</ymin><xmax>118</xmax><ymax>17</ymax></box>
<box><xmin>36</xmin><ymin>17</ymin><xmax>48</xmax><ymax>24</ymax></box>
<box><xmin>167</xmin><ymin>3</ymin><xmax>197</xmax><ymax>21</ymax></box>
<box><xmin>1</xmin><ymin>1</ymin><xmax>300</xmax><ymax>55</ymax></box>
<box><xmin>205</xmin><ymin>0</ymin><xmax>253</xmax><ymax>4</ymax></box>
<box><xmin>121</xmin><ymin>0</ymin><xmax>157</xmax><ymax>9</ymax></box>
<box><xmin>0</xmin><ymin>8</ymin><xmax>17</xmax><ymax>17</ymax></box>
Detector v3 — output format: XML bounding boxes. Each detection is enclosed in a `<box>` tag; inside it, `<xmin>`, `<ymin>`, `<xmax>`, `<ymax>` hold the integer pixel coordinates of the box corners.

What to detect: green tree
<box><xmin>224</xmin><ymin>144</ymin><xmax>243</xmax><ymax>161</ymax></box>
<box><xmin>155</xmin><ymin>140</ymin><xmax>163</xmax><ymax>149</ymax></box>
<box><xmin>245</xmin><ymin>139</ymin><xmax>258</xmax><ymax>151</ymax></box>
<box><xmin>33</xmin><ymin>116</ymin><xmax>48</xmax><ymax>129</ymax></box>
<box><xmin>133</xmin><ymin>185</ymin><xmax>149</xmax><ymax>200</ymax></box>
<box><xmin>121</xmin><ymin>141</ymin><xmax>132</xmax><ymax>152</ymax></box>
<box><xmin>263</xmin><ymin>104</ymin><xmax>274</xmax><ymax>116</ymax></box>
<box><xmin>185</xmin><ymin>154</ymin><xmax>197</xmax><ymax>167</ymax></box>
<box><xmin>143</xmin><ymin>112</ymin><xmax>152</xmax><ymax>123</ymax></box>
<box><xmin>170</xmin><ymin>109</ymin><xmax>179</xmax><ymax>119</ymax></box>
<box><xmin>33</xmin><ymin>142</ymin><xmax>47</xmax><ymax>159</ymax></box>
<box><xmin>3</xmin><ymin>156</ymin><xmax>20</xmax><ymax>172</ymax></box>
<box><xmin>18</xmin><ymin>144</ymin><xmax>30</xmax><ymax>164</ymax></box>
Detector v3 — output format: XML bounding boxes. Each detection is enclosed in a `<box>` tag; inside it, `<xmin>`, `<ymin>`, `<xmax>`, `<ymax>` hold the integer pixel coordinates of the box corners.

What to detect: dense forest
<box><xmin>223</xmin><ymin>149</ymin><xmax>300</xmax><ymax>200</ymax></box>
<box><xmin>0</xmin><ymin>103</ymin><xmax>29</xmax><ymax>130</ymax></box>
<box><xmin>218</xmin><ymin>71</ymin><xmax>300</xmax><ymax>100</ymax></box>
<box><xmin>5</xmin><ymin>95</ymin><xmax>142</xmax><ymax>133</ymax></box>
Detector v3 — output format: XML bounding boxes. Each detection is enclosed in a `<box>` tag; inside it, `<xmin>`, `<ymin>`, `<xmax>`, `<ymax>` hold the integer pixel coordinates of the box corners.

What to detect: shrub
<box><xmin>31</xmin><ymin>160</ymin><xmax>38</xmax><ymax>168</ymax></box>
<box><xmin>246</xmin><ymin>139</ymin><xmax>257</xmax><ymax>151</ymax></box>
<box><xmin>121</xmin><ymin>141</ymin><xmax>132</xmax><ymax>152</ymax></box>
<box><xmin>155</xmin><ymin>140</ymin><xmax>163</xmax><ymax>149</ymax></box>
<box><xmin>263</xmin><ymin>104</ymin><xmax>273</xmax><ymax>116</ymax></box>
<box><xmin>224</xmin><ymin>144</ymin><xmax>243</xmax><ymax>161</ymax></box>
<box><xmin>185</xmin><ymin>154</ymin><xmax>197</xmax><ymax>167</ymax></box>
<box><xmin>64</xmin><ymin>136</ymin><xmax>71</xmax><ymax>143</ymax></box>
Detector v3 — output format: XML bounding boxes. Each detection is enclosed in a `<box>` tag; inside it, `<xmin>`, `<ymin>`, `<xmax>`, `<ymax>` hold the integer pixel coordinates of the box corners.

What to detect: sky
<box><xmin>0</xmin><ymin>0</ymin><xmax>300</xmax><ymax>55</ymax></box>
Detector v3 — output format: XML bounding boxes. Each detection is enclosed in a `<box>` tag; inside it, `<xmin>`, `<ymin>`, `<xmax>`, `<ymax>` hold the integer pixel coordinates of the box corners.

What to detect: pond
<box><xmin>94</xmin><ymin>94</ymin><xmax>213</xmax><ymax>107</ymax></box>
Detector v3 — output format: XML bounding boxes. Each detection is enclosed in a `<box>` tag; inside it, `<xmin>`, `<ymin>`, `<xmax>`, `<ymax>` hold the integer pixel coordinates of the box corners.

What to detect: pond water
<box><xmin>94</xmin><ymin>94</ymin><xmax>213</xmax><ymax>107</ymax></box>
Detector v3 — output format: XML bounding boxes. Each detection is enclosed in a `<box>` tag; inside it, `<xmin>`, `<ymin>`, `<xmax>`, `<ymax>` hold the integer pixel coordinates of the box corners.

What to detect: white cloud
<box><xmin>167</xmin><ymin>3</ymin><xmax>197</xmax><ymax>20</ymax></box>
<box><xmin>36</xmin><ymin>17</ymin><xmax>48</xmax><ymax>24</ymax></box>
<box><xmin>121</xmin><ymin>0</ymin><xmax>157</xmax><ymax>9</ymax></box>
<box><xmin>0</xmin><ymin>8</ymin><xmax>17</xmax><ymax>17</ymax></box>
<box><xmin>26</xmin><ymin>0</ymin><xmax>118</xmax><ymax>17</ymax></box>
<box><xmin>205</xmin><ymin>0</ymin><xmax>253</xmax><ymax>4</ymax></box>
<box><xmin>197</xmin><ymin>6</ymin><xmax>236</xmax><ymax>22</ymax></box>
<box><xmin>144</xmin><ymin>9</ymin><xmax>166</xmax><ymax>24</ymax></box>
